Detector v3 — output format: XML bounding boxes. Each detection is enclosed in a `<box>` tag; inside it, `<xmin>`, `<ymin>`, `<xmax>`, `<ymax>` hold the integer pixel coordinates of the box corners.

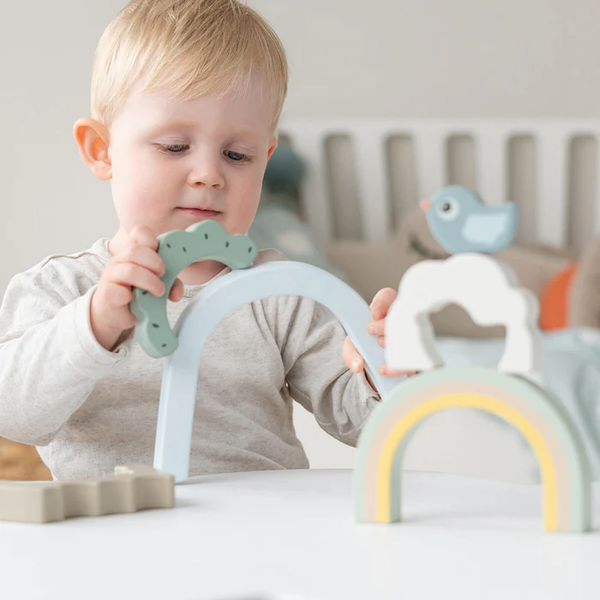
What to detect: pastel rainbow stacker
<box><xmin>128</xmin><ymin>211</ymin><xmax>592</xmax><ymax>534</ymax></box>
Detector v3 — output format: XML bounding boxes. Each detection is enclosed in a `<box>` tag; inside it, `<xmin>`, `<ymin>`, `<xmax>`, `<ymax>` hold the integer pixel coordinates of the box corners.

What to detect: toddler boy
<box><xmin>0</xmin><ymin>0</ymin><xmax>398</xmax><ymax>480</ymax></box>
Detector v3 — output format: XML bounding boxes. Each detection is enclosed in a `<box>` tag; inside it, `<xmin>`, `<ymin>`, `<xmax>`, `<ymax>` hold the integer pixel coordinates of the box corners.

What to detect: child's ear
<box><xmin>73</xmin><ymin>117</ymin><xmax>112</xmax><ymax>181</ymax></box>
<box><xmin>267</xmin><ymin>136</ymin><xmax>278</xmax><ymax>160</ymax></box>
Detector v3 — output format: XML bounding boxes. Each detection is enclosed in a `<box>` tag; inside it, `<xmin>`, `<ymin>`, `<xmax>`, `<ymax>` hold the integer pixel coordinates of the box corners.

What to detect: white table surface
<box><xmin>1</xmin><ymin>468</ymin><xmax>599</xmax><ymax>600</ymax></box>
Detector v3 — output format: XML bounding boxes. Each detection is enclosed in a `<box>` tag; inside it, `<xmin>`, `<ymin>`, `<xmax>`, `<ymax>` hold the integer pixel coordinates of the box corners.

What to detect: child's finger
<box><xmin>104</xmin><ymin>281</ymin><xmax>133</xmax><ymax>308</ymax></box>
<box><xmin>343</xmin><ymin>336</ymin><xmax>365</xmax><ymax>373</ymax></box>
<box><xmin>119</xmin><ymin>244</ymin><xmax>165</xmax><ymax>277</ymax></box>
<box><xmin>379</xmin><ymin>365</ymin><xmax>417</xmax><ymax>378</ymax></box>
<box><xmin>168</xmin><ymin>278</ymin><xmax>184</xmax><ymax>302</ymax></box>
<box><xmin>110</xmin><ymin>262</ymin><xmax>165</xmax><ymax>298</ymax></box>
<box><xmin>367</xmin><ymin>319</ymin><xmax>385</xmax><ymax>337</ymax></box>
<box><xmin>369</xmin><ymin>287</ymin><xmax>397</xmax><ymax>320</ymax></box>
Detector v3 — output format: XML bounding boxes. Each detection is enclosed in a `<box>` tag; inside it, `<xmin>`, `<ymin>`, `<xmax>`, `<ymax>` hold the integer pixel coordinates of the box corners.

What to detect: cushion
<box><xmin>540</xmin><ymin>262</ymin><xmax>578</xmax><ymax>330</ymax></box>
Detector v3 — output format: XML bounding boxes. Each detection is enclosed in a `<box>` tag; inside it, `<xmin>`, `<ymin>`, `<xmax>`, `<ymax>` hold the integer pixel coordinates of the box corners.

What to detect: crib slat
<box><xmin>476</xmin><ymin>129</ymin><xmax>508</xmax><ymax>205</ymax></box>
<box><xmin>353</xmin><ymin>129</ymin><xmax>390</xmax><ymax>241</ymax></box>
<box><xmin>283</xmin><ymin>127</ymin><xmax>333</xmax><ymax>242</ymax></box>
<box><xmin>536</xmin><ymin>130</ymin><xmax>569</xmax><ymax>248</ymax></box>
<box><xmin>414</xmin><ymin>128</ymin><xmax>447</xmax><ymax>200</ymax></box>
<box><xmin>280</xmin><ymin>118</ymin><xmax>600</xmax><ymax>252</ymax></box>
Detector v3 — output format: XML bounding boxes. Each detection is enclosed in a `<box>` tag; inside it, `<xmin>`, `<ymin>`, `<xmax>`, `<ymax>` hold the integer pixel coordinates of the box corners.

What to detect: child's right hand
<box><xmin>343</xmin><ymin>286</ymin><xmax>414</xmax><ymax>379</ymax></box>
<box><xmin>90</xmin><ymin>225</ymin><xmax>184</xmax><ymax>351</ymax></box>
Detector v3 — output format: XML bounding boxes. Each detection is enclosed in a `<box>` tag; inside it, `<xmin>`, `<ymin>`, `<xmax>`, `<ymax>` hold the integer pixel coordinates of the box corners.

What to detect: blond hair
<box><xmin>90</xmin><ymin>0</ymin><xmax>288</xmax><ymax>135</ymax></box>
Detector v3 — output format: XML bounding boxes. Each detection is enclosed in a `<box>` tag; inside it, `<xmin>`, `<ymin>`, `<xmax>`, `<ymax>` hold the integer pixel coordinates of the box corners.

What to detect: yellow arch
<box><xmin>377</xmin><ymin>392</ymin><xmax>558</xmax><ymax>529</ymax></box>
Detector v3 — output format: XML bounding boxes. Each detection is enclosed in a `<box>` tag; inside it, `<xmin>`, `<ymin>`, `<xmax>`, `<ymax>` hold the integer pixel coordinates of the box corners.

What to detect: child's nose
<box><xmin>188</xmin><ymin>160</ymin><xmax>224</xmax><ymax>189</ymax></box>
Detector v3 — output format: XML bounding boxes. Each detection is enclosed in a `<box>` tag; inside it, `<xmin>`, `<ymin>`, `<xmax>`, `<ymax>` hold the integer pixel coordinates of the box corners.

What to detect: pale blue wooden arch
<box><xmin>153</xmin><ymin>261</ymin><xmax>406</xmax><ymax>482</ymax></box>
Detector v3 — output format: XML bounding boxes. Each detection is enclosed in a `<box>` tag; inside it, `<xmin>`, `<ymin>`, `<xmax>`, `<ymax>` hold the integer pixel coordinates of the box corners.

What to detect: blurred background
<box><xmin>2</xmin><ymin>0</ymin><xmax>600</xmax><ymax>483</ymax></box>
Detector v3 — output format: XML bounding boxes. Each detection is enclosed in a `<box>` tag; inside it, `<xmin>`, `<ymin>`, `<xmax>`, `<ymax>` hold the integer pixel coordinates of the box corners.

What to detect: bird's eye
<box><xmin>436</xmin><ymin>198</ymin><xmax>460</xmax><ymax>221</ymax></box>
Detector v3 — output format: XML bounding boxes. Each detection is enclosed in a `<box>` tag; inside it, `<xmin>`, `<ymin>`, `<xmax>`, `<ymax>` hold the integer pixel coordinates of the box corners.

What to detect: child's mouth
<box><xmin>177</xmin><ymin>207</ymin><xmax>222</xmax><ymax>219</ymax></box>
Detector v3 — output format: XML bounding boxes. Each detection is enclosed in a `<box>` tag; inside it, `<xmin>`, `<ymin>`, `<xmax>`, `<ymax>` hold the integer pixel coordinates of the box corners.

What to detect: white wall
<box><xmin>261</xmin><ymin>0</ymin><xmax>600</xmax><ymax>120</ymax></box>
<box><xmin>0</xmin><ymin>1</ymin><xmax>125</xmax><ymax>291</ymax></box>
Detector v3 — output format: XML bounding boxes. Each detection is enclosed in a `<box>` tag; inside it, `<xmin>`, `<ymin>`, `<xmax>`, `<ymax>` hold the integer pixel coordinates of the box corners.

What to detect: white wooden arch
<box><xmin>385</xmin><ymin>254</ymin><xmax>542</xmax><ymax>384</ymax></box>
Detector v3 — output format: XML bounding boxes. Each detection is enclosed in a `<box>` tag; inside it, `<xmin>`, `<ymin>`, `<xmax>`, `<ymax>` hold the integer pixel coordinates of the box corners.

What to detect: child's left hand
<box><xmin>343</xmin><ymin>287</ymin><xmax>414</xmax><ymax>379</ymax></box>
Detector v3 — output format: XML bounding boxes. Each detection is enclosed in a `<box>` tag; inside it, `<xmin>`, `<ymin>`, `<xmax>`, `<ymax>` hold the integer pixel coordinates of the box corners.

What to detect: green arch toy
<box><xmin>129</xmin><ymin>220</ymin><xmax>257</xmax><ymax>358</ymax></box>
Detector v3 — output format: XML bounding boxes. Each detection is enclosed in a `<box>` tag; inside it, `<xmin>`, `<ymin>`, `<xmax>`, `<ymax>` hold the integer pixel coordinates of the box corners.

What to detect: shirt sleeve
<box><xmin>0</xmin><ymin>268</ymin><xmax>132</xmax><ymax>446</ymax></box>
<box><xmin>264</xmin><ymin>294</ymin><xmax>381</xmax><ymax>447</ymax></box>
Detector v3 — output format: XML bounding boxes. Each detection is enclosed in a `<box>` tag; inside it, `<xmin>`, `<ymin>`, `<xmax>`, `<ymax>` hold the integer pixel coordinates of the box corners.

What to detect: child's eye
<box><xmin>160</xmin><ymin>144</ymin><xmax>189</xmax><ymax>154</ymax></box>
<box><xmin>225</xmin><ymin>150</ymin><xmax>249</xmax><ymax>162</ymax></box>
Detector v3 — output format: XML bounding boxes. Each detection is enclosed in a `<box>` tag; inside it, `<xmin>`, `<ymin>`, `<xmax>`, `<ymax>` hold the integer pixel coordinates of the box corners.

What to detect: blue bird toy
<box><xmin>420</xmin><ymin>185</ymin><xmax>518</xmax><ymax>254</ymax></box>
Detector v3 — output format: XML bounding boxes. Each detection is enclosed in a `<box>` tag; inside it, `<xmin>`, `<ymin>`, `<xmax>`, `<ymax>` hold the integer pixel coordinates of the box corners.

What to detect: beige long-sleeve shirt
<box><xmin>0</xmin><ymin>239</ymin><xmax>379</xmax><ymax>480</ymax></box>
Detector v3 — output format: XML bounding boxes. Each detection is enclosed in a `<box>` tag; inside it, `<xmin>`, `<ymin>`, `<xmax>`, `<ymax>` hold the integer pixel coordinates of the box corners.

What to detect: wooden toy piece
<box><xmin>353</xmin><ymin>366</ymin><xmax>592</xmax><ymax>533</ymax></box>
<box><xmin>385</xmin><ymin>253</ymin><xmax>543</xmax><ymax>384</ymax></box>
<box><xmin>129</xmin><ymin>220</ymin><xmax>258</xmax><ymax>358</ymax></box>
<box><xmin>153</xmin><ymin>261</ymin><xmax>406</xmax><ymax>482</ymax></box>
<box><xmin>0</xmin><ymin>464</ymin><xmax>174</xmax><ymax>523</ymax></box>
<box><xmin>420</xmin><ymin>185</ymin><xmax>518</xmax><ymax>254</ymax></box>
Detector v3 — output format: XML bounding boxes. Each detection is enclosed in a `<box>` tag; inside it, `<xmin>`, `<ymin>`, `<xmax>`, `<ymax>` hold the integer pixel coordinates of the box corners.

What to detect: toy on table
<box><xmin>353</xmin><ymin>366</ymin><xmax>590</xmax><ymax>532</ymax></box>
<box><xmin>121</xmin><ymin>201</ymin><xmax>590</xmax><ymax>532</ymax></box>
<box><xmin>124</xmin><ymin>201</ymin><xmax>590</xmax><ymax>532</ymax></box>
<box><xmin>420</xmin><ymin>185</ymin><xmax>517</xmax><ymax>254</ymax></box>
<box><xmin>353</xmin><ymin>186</ymin><xmax>591</xmax><ymax>533</ymax></box>
<box><xmin>0</xmin><ymin>465</ymin><xmax>174</xmax><ymax>524</ymax></box>
<box><xmin>139</xmin><ymin>223</ymin><xmax>404</xmax><ymax>482</ymax></box>
<box><xmin>5</xmin><ymin>194</ymin><xmax>583</xmax><ymax>530</ymax></box>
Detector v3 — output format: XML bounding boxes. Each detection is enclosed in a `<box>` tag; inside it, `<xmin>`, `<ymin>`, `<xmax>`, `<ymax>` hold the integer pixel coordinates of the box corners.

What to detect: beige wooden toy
<box><xmin>0</xmin><ymin>464</ymin><xmax>174</xmax><ymax>523</ymax></box>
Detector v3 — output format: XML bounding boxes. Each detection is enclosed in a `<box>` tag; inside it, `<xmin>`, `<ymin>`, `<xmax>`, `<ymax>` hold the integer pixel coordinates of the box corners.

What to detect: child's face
<box><xmin>105</xmin><ymin>77</ymin><xmax>277</xmax><ymax>239</ymax></box>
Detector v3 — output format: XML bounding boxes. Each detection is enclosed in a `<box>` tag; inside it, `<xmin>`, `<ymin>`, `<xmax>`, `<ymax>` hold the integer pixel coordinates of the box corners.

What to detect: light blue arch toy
<box><xmin>130</xmin><ymin>221</ymin><xmax>406</xmax><ymax>482</ymax></box>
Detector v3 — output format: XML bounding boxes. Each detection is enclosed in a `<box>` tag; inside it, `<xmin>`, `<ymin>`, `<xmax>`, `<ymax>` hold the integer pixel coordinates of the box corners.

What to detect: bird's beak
<box><xmin>420</xmin><ymin>199</ymin><xmax>431</xmax><ymax>212</ymax></box>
